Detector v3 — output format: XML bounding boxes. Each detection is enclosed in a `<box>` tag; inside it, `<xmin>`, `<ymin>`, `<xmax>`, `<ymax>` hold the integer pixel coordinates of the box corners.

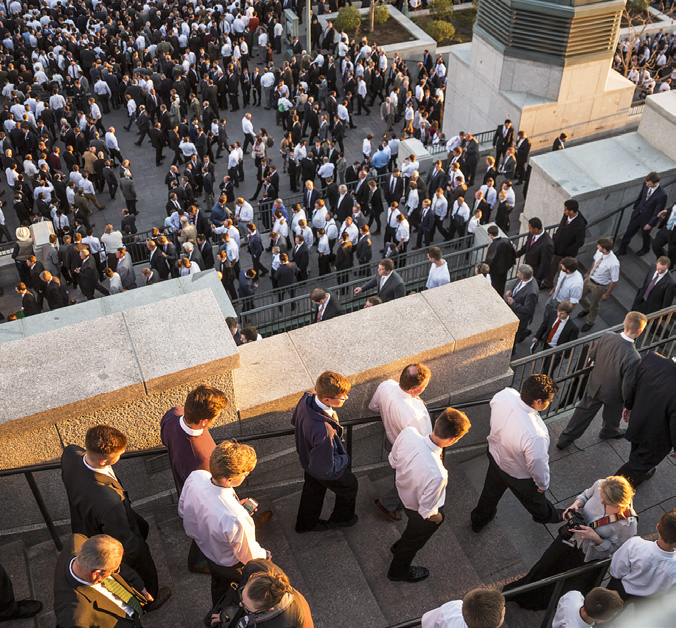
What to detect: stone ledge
<box><xmin>235</xmin><ymin>333</ymin><xmax>315</xmax><ymax>419</ymax></box>
<box><xmin>0</xmin><ymin>288</ymin><xmax>240</xmax><ymax>438</ymax></box>
<box><xmin>287</xmin><ymin>291</ymin><xmax>455</xmax><ymax>385</ymax></box>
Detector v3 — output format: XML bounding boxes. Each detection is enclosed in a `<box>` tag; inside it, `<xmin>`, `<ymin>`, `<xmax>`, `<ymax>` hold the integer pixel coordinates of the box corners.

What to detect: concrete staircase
<box><xmin>8</xmin><ymin>457</ymin><xmax>540</xmax><ymax>628</ymax></box>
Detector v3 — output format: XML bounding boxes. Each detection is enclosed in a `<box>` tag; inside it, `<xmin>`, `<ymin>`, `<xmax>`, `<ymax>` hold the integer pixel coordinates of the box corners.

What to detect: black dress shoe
<box><xmin>581</xmin><ymin>323</ymin><xmax>594</xmax><ymax>332</ymax></box>
<box><xmin>644</xmin><ymin>467</ymin><xmax>656</xmax><ymax>481</ymax></box>
<box><xmin>576</xmin><ymin>310</ymin><xmax>589</xmax><ymax>319</ymax></box>
<box><xmin>329</xmin><ymin>515</ymin><xmax>359</xmax><ymax>528</ymax></box>
<box><xmin>296</xmin><ymin>519</ymin><xmax>331</xmax><ymax>533</ymax></box>
<box><xmin>144</xmin><ymin>587</ymin><xmax>172</xmax><ymax>613</ymax></box>
<box><xmin>636</xmin><ymin>249</ymin><xmax>649</xmax><ymax>255</ymax></box>
<box><xmin>1</xmin><ymin>599</ymin><xmax>43</xmax><ymax>621</ymax></box>
<box><xmin>387</xmin><ymin>566</ymin><xmax>429</xmax><ymax>582</ymax></box>
<box><xmin>600</xmin><ymin>429</ymin><xmax>626</xmax><ymax>440</ymax></box>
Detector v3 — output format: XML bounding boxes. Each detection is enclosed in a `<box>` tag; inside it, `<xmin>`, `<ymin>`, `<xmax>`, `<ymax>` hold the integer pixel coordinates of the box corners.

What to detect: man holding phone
<box><xmin>179</xmin><ymin>441</ymin><xmax>269</xmax><ymax>605</ymax></box>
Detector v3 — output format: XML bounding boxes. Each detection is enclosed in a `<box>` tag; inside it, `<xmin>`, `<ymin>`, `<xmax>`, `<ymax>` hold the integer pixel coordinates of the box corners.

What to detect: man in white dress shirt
<box><xmin>546</xmin><ymin>257</ymin><xmax>584</xmax><ymax>317</ymax></box>
<box><xmin>552</xmin><ymin>588</ymin><xmax>623</xmax><ymax>628</ymax></box>
<box><xmin>179</xmin><ymin>441</ymin><xmax>268</xmax><ymax>605</ymax></box>
<box><xmin>370</xmin><ymin>364</ymin><xmax>433</xmax><ymax>521</ymax></box>
<box><xmin>388</xmin><ymin>408</ymin><xmax>471</xmax><ymax>582</ymax></box>
<box><xmin>577</xmin><ymin>237</ymin><xmax>620</xmax><ymax>332</ymax></box>
<box><xmin>471</xmin><ymin>375</ymin><xmax>562</xmax><ymax>533</ymax></box>
<box><xmin>422</xmin><ymin>588</ymin><xmax>505</xmax><ymax>628</ymax></box>
<box><xmin>607</xmin><ymin>508</ymin><xmax>676</xmax><ymax>601</ymax></box>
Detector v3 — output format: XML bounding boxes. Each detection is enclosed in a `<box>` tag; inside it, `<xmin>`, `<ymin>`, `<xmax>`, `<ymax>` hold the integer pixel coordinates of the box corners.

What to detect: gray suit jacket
<box><xmin>360</xmin><ymin>271</ymin><xmax>405</xmax><ymax>302</ymax></box>
<box><xmin>117</xmin><ymin>254</ymin><xmax>137</xmax><ymax>290</ymax></box>
<box><xmin>586</xmin><ymin>332</ymin><xmax>640</xmax><ymax>405</ymax></box>
<box><xmin>508</xmin><ymin>278</ymin><xmax>539</xmax><ymax>326</ymax></box>
<box><xmin>43</xmin><ymin>244</ymin><xmax>61</xmax><ymax>276</ymax></box>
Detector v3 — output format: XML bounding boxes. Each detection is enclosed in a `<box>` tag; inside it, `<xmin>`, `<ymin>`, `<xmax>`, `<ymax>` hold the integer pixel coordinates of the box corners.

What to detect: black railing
<box><xmin>235</xmin><ymin>221</ymin><xmax>553</xmax><ymax>336</ymax></box>
<box><xmin>387</xmin><ymin>559</ymin><xmax>612</xmax><ymax>628</ymax></box>
<box><xmin>512</xmin><ymin>306</ymin><xmax>676</xmax><ymax>420</ymax></box>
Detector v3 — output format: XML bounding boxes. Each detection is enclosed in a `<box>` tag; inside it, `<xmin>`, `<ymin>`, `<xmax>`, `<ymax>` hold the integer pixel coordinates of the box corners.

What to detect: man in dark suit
<box><xmin>303</xmin><ymin>181</ymin><xmax>321</xmax><ymax>214</ymax></box>
<box><xmin>354</xmin><ymin>258</ymin><xmax>406</xmax><ymax>302</ymax></box>
<box><xmin>514</xmin><ymin>130</ymin><xmax>531</xmax><ymax>185</ymax></box>
<box><xmin>54</xmin><ymin>534</ymin><xmax>154</xmax><ymax>627</ymax></box>
<box><xmin>505</xmin><ymin>264</ymin><xmax>540</xmax><ymax>345</ymax></box>
<box><xmin>651</xmin><ymin>203</ymin><xmax>676</xmax><ymax>266</ymax></box>
<box><xmin>43</xmin><ymin>273</ymin><xmax>69</xmax><ymax>309</ymax></box>
<box><xmin>485</xmin><ymin>225</ymin><xmax>516</xmax><ymax>297</ymax></box>
<box><xmin>516</xmin><ymin>217</ymin><xmax>554</xmax><ymax>286</ymax></box>
<box><xmin>543</xmin><ymin>199</ymin><xmax>586</xmax><ymax>289</ymax></box>
<box><xmin>27</xmin><ymin>256</ymin><xmax>46</xmax><ymax>309</ymax></box>
<box><xmin>615</xmin><ymin>351</ymin><xmax>676</xmax><ymax>487</ymax></box>
<box><xmin>196</xmin><ymin>234</ymin><xmax>214</xmax><ymax>269</ymax></box>
<box><xmin>273</xmin><ymin>253</ymin><xmax>298</xmax><ymax>306</ymax></box>
<box><xmin>15</xmin><ymin>283</ymin><xmax>40</xmax><ymax>316</ymax></box>
<box><xmin>310</xmin><ymin>288</ymin><xmax>344</xmax><ymax>322</ymax></box>
<box><xmin>618</xmin><ymin>172</ymin><xmax>668</xmax><ymax>256</ymax></box>
<box><xmin>75</xmin><ymin>249</ymin><xmax>109</xmax><ymax>300</ymax></box>
<box><xmin>630</xmin><ymin>257</ymin><xmax>675</xmax><ymax>314</ymax></box>
<box><xmin>292</xmin><ymin>234</ymin><xmax>310</xmax><ymax>281</ymax></box>
<box><xmin>335</xmin><ymin>185</ymin><xmax>354</xmax><ymax>223</ymax></box>
<box><xmin>247</xmin><ymin>223</ymin><xmax>268</xmax><ymax>278</ymax></box>
<box><xmin>415</xmin><ymin>199</ymin><xmax>435</xmax><ymax>249</ymax></box>
<box><xmin>557</xmin><ymin>311</ymin><xmax>647</xmax><ymax>449</ymax></box>
<box><xmin>147</xmin><ymin>240</ymin><xmax>169</xmax><ymax>281</ymax></box>
<box><xmin>141</xmin><ymin>268</ymin><xmax>159</xmax><ymax>285</ymax></box>
<box><xmin>60</xmin><ymin>425</ymin><xmax>170</xmax><ymax>606</ymax></box>
<box><xmin>427</xmin><ymin>161</ymin><xmax>447</xmax><ymax>194</ymax></box>
<box><xmin>355</xmin><ymin>225</ymin><xmax>372</xmax><ymax>270</ymax></box>
<box><xmin>384</xmin><ymin>170</ymin><xmax>404</xmax><ymax>206</ymax></box>
<box><xmin>492</xmin><ymin>119</ymin><xmax>514</xmax><ymax>167</ymax></box>
<box><xmin>148</xmin><ymin>123</ymin><xmax>166</xmax><ymax>166</ymax></box>
<box><xmin>552</xmin><ymin>132</ymin><xmax>567</xmax><ymax>151</ymax></box>
<box><xmin>121</xmin><ymin>209</ymin><xmax>137</xmax><ymax>235</ymax></box>
<box><xmin>532</xmin><ymin>301</ymin><xmax>580</xmax><ymax>374</ymax></box>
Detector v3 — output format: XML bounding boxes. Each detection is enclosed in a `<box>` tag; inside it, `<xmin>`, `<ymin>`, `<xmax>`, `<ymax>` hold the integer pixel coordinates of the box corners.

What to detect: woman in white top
<box><xmin>425</xmin><ymin>247</ymin><xmax>450</xmax><ymax>290</ymax></box>
<box><xmin>504</xmin><ymin>475</ymin><xmax>637</xmax><ymax>610</ymax></box>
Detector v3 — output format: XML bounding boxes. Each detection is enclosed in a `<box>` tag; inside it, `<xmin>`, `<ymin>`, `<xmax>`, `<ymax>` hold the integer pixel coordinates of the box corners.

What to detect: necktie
<box><xmin>546</xmin><ymin>318</ymin><xmax>561</xmax><ymax>345</ymax></box>
<box><xmin>647</xmin><ymin>187</ymin><xmax>654</xmax><ymax>198</ymax></box>
<box><xmin>530</xmin><ymin>235</ymin><xmax>535</xmax><ymax>246</ymax></box>
<box><xmin>643</xmin><ymin>274</ymin><xmax>660</xmax><ymax>300</ymax></box>
<box><xmin>589</xmin><ymin>256</ymin><xmax>602</xmax><ymax>279</ymax></box>
<box><xmin>316</xmin><ymin>303</ymin><xmax>324</xmax><ymax>322</ymax></box>
<box><xmin>101</xmin><ymin>577</ymin><xmax>144</xmax><ymax>616</ymax></box>
<box><xmin>667</xmin><ymin>209</ymin><xmax>676</xmax><ymax>230</ymax></box>
<box><xmin>513</xmin><ymin>281</ymin><xmax>523</xmax><ymax>295</ymax></box>
<box><xmin>390</xmin><ymin>178</ymin><xmax>395</xmax><ymax>193</ymax></box>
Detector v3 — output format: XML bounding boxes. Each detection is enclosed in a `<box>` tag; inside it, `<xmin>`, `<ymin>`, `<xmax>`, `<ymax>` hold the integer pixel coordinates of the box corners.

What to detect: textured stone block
<box><xmin>287</xmin><ymin>292</ymin><xmax>455</xmax><ymax>385</ymax></box>
<box><xmin>422</xmin><ymin>275</ymin><xmax>518</xmax><ymax>352</ymax></box>
<box><xmin>638</xmin><ymin>91</ymin><xmax>676</xmax><ymax>162</ymax></box>
<box><xmin>0</xmin><ymin>313</ymin><xmax>145</xmax><ymax>435</ymax></box>
<box><xmin>20</xmin><ymin>299</ymin><xmax>107</xmax><ymax>337</ymax></box>
<box><xmin>177</xmin><ymin>270</ymin><xmax>237</xmax><ymax>318</ymax></box>
<box><xmin>101</xmin><ymin>280</ymin><xmax>183</xmax><ymax>314</ymax></box>
<box><xmin>0</xmin><ymin>319</ymin><xmax>24</xmax><ymax>344</ymax></box>
<box><xmin>122</xmin><ymin>289</ymin><xmax>239</xmax><ymax>393</ymax></box>
<box><xmin>235</xmin><ymin>333</ymin><xmax>314</xmax><ymax>419</ymax></box>
<box><xmin>0</xmin><ymin>425</ymin><xmax>63</xmax><ymax>470</ymax></box>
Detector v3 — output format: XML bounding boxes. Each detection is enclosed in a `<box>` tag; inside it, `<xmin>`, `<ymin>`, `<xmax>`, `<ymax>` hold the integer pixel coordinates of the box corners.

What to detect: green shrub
<box><xmin>422</xmin><ymin>19</ymin><xmax>455</xmax><ymax>43</ymax></box>
<box><xmin>627</xmin><ymin>0</ymin><xmax>650</xmax><ymax>11</ymax></box>
<box><xmin>428</xmin><ymin>0</ymin><xmax>453</xmax><ymax>18</ymax></box>
<box><xmin>335</xmin><ymin>6</ymin><xmax>362</xmax><ymax>32</ymax></box>
<box><xmin>374</xmin><ymin>3</ymin><xmax>390</xmax><ymax>24</ymax></box>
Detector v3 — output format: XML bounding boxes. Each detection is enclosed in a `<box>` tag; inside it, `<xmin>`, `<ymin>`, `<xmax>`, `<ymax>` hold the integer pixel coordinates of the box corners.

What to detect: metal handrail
<box><xmin>386</xmin><ymin>559</ymin><xmax>612</xmax><ymax>628</ymax></box>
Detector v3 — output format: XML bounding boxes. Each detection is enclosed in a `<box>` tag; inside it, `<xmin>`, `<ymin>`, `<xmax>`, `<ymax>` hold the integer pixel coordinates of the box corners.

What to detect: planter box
<box><xmin>317</xmin><ymin>6</ymin><xmax>436</xmax><ymax>59</ymax></box>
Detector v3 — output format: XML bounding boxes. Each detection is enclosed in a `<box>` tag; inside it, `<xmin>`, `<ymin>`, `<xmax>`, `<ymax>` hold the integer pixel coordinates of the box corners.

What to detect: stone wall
<box><xmin>0</xmin><ymin>274</ymin><xmax>517</xmax><ymax>471</ymax></box>
<box><xmin>522</xmin><ymin>92</ymin><xmax>676</xmax><ymax>232</ymax></box>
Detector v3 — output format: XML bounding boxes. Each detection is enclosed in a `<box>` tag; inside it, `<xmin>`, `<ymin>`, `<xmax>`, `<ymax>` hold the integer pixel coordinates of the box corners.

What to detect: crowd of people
<box><xmin>2</xmin><ymin>354</ymin><xmax>674</xmax><ymax>627</ymax></box>
<box><xmin>0</xmin><ymin>0</ymin><xmax>674</xmax><ymax>625</ymax></box>
<box><xmin>614</xmin><ymin>27</ymin><xmax>675</xmax><ymax>101</ymax></box>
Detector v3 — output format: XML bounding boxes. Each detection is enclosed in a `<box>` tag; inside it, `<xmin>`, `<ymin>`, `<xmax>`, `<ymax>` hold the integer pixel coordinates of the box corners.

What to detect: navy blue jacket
<box><xmin>249</xmin><ymin>231</ymin><xmax>263</xmax><ymax>258</ymax></box>
<box><xmin>291</xmin><ymin>392</ymin><xmax>350</xmax><ymax>481</ymax></box>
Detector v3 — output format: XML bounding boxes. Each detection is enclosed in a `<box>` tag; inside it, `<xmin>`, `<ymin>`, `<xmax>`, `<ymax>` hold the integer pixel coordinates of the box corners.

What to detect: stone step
<box><xmin>341</xmin><ymin>475</ymin><xmax>439</xmax><ymax>625</ymax></box>
<box><xmin>271</xmin><ymin>488</ymin><xmax>389</xmax><ymax>628</ymax></box>
<box><xmin>25</xmin><ymin>539</ymin><xmax>58</xmax><ymax>628</ymax></box>
<box><xmin>1</xmin><ymin>540</ymin><xmax>36</xmax><ymax>628</ymax></box>
<box><xmin>154</xmin><ymin>514</ymin><xmax>211</xmax><ymax>628</ymax></box>
<box><xmin>143</xmin><ymin>514</ymin><xmax>189</xmax><ymax>628</ymax></box>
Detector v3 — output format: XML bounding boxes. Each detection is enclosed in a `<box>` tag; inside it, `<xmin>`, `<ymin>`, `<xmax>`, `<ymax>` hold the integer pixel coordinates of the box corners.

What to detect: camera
<box><xmin>558</xmin><ymin>509</ymin><xmax>586</xmax><ymax>541</ymax></box>
<box><xmin>242</xmin><ymin>498</ymin><xmax>258</xmax><ymax>515</ymax></box>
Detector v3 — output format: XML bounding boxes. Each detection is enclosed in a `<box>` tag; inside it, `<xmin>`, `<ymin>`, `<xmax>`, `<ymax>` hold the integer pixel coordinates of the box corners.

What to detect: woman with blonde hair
<box><xmin>504</xmin><ymin>475</ymin><xmax>637</xmax><ymax>610</ymax></box>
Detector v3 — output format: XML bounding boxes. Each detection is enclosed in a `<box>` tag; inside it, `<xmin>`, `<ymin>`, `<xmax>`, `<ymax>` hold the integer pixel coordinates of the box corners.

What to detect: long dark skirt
<box><xmin>503</xmin><ymin>534</ymin><xmax>603</xmax><ymax>610</ymax></box>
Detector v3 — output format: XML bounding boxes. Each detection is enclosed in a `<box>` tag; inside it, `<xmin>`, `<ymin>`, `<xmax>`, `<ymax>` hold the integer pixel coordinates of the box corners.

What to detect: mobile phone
<box><xmin>242</xmin><ymin>498</ymin><xmax>258</xmax><ymax>515</ymax></box>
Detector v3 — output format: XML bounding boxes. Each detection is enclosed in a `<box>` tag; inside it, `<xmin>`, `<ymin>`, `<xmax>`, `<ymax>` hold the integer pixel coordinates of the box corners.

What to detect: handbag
<box><xmin>203</xmin><ymin>583</ymin><xmax>245</xmax><ymax>628</ymax></box>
